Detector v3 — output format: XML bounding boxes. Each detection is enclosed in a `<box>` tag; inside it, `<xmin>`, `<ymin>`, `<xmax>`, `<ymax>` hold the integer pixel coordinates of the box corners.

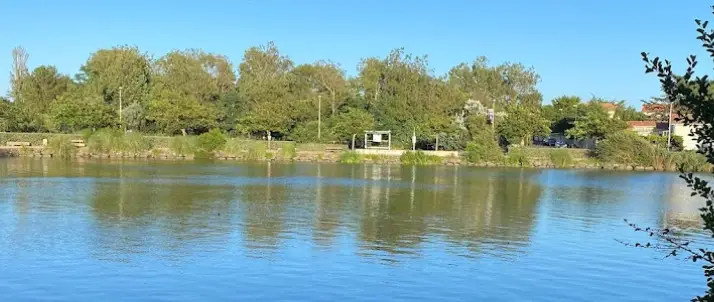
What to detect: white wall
<box><xmin>671</xmin><ymin>124</ymin><xmax>699</xmax><ymax>151</ymax></box>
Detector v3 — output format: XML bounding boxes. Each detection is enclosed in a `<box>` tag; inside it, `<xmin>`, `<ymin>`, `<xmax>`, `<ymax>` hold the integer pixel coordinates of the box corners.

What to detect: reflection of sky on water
<box><xmin>0</xmin><ymin>158</ymin><xmax>711</xmax><ymax>301</ymax></box>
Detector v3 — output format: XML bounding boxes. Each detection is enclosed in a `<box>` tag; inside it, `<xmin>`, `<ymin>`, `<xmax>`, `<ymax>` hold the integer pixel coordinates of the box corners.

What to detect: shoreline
<box><xmin>0</xmin><ymin>146</ymin><xmax>692</xmax><ymax>172</ymax></box>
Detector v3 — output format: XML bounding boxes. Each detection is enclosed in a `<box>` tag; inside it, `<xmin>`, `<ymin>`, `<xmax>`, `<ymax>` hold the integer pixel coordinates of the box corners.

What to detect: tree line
<box><xmin>1</xmin><ymin>43</ymin><xmax>649</xmax><ymax>149</ymax></box>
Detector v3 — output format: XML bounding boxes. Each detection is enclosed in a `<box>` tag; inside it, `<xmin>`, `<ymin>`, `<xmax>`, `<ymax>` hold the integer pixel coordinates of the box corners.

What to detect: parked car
<box><xmin>547</xmin><ymin>138</ymin><xmax>568</xmax><ymax>148</ymax></box>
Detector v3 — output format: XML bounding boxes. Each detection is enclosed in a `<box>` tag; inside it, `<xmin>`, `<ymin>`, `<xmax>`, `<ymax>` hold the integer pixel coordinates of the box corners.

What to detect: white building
<box><xmin>671</xmin><ymin>123</ymin><xmax>700</xmax><ymax>151</ymax></box>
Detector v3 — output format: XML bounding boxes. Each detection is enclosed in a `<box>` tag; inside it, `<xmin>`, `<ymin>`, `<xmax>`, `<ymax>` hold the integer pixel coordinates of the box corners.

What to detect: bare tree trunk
<box><xmin>10</xmin><ymin>46</ymin><xmax>29</xmax><ymax>102</ymax></box>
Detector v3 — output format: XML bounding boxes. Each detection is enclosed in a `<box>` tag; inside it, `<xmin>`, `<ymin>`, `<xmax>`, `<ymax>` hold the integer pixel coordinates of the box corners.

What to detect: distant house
<box><xmin>600</xmin><ymin>102</ymin><xmax>618</xmax><ymax>119</ymax></box>
<box><xmin>627</xmin><ymin>121</ymin><xmax>670</xmax><ymax>136</ymax></box>
<box><xmin>671</xmin><ymin>123</ymin><xmax>701</xmax><ymax>151</ymax></box>
<box><xmin>626</xmin><ymin>119</ymin><xmax>702</xmax><ymax>151</ymax></box>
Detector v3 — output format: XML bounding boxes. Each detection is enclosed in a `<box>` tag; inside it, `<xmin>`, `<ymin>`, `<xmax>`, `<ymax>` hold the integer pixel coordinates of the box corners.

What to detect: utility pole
<box><xmin>119</xmin><ymin>86</ymin><xmax>123</xmax><ymax>131</ymax></box>
<box><xmin>667</xmin><ymin>100</ymin><xmax>674</xmax><ymax>150</ymax></box>
<box><xmin>318</xmin><ymin>95</ymin><xmax>322</xmax><ymax>140</ymax></box>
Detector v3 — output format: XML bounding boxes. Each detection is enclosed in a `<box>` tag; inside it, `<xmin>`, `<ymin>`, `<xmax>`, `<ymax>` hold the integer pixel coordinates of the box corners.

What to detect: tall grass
<box><xmin>121</xmin><ymin>132</ymin><xmax>152</xmax><ymax>155</ymax></box>
<box><xmin>169</xmin><ymin>136</ymin><xmax>197</xmax><ymax>157</ymax></box>
<box><xmin>672</xmin><ymin>151</ymin><xmax>710</xmax><ymax>172</ymax></box>
<box><xmin>339</xmin><ymin>151</ymin><xmax>363</xmax><ymax>164</ymax></box>
<box><xmin>400</xmin><ymin>151</ymin><xmax>442</xmax><ymax>165</ymax></box>
<box><xmin>245</xmin><ymin>141</ymin><xmax>267</xmax><ymax>161</ymax></box>
<box><xmin>505</xmin><ymin>147</ymin><xmax>530</xmax><ymax>167</ymax></box>
<box><xmin>47</xmin><ymin>136</ymin><xmax>75</xmax><ymax>159</ymax></box>
<box><xmin>86</xmin><ymin>128</ymin><xmax>123</xmax><ymax>154</ymax></box>
<box><xmin>280</xmin><ymin>144</ymin><xmax>296</xmax><ymax>160</ymax></box>
<box><xmin>548</xmin><ymin>149</ymin><xmax>574</xmax><ymax>168</ymax></box>
<box><xmin>221</xmin><ymin>138</ymin><xmax>244</xmax><ymax>157</ymax></box>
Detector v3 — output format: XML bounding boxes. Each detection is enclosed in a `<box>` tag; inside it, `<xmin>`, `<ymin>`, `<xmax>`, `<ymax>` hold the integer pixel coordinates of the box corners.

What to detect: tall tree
<box><xmin>9</xmin><ymin>46</ymin><xmax>29</xmax><ymax>102</ymax></box>
<box><xmin>152</xmin><ymin>49</ymin><xmax>235</xmax><ymax>103</ymax></box>
<box><xmin>292</xmin><ymin>61</ymin><xmax>347</xmax><ymax>116</ymax></box>
<box><xmin>19</xmin><ymin>65</ymin><xmax>72</xmax><ymax>114</ymax></box>
<box><xmin>448</xmin><ymin>56</ymin><xmax>542</xmax><ymax>110</ymax></box>
<box><xmin>236</xmin><ymin>42</ymin><xmax>295</xmax><ymax>135</ymax></box>
<box><xmin>356</xmin><ymin>48</ymin><xmax>462</xmax><ymax>144</ymax></box>
<box><xmin>497</xmin><ymin>104</ymin><xmax>550</xmax><ymax>145</ymax></box>
<box><xmin>79</xmin><ymin>46</ymin><xmax>152</xmax><ymax>106</ymax></box>
<box><xmin>566</xmin><ymin>101</ymin><xmax>627</xmax><ymax>140</ymax></box>
<box><xmin>542</xmin><ymin>95</ymin><xmax>582</xmax><ymax>133</ymax></box>
<box><xmin>613</xmin><ymin>100</ymin><xmax>648</xmax><ymax>121</ymax></box>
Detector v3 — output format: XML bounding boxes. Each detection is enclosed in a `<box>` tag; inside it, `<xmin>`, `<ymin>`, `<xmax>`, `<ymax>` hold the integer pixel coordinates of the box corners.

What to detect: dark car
<box><xmin>547</xmin><ymin>138</ymin><xmax>567</xmax><ymax>148</ymax></box>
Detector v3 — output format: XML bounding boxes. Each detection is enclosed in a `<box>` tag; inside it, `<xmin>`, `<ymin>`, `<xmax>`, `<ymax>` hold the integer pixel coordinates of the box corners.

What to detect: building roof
<box><xmin>600</xmin><ymin>102</ymin><xmax>618</xmax><ymax>111</ymax></box>
<box><xmin>627</xmin><ymin>121</ymin><xmax>656</xmax><ymax>128</ymax></box>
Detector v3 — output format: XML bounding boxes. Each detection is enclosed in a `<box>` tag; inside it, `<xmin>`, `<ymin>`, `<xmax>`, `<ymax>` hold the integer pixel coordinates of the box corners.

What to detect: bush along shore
<box><xmin>0</xmin><ymin>130</ymin><xmax>710</xmax><ymax>172</ymax></box>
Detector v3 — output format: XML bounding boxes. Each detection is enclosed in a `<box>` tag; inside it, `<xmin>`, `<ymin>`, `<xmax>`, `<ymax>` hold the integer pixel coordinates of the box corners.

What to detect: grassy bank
<box><xmin>3</xmin><ymin>130</ymin><xmax>710</xmax><ymax>172</ymax></box>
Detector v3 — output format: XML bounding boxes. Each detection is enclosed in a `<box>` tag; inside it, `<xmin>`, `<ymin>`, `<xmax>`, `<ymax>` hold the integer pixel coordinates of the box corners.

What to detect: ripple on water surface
<box><xmin>0</xmin><ymin>158</ymin><xmax>709</xmax><ymax>301</ymax></box>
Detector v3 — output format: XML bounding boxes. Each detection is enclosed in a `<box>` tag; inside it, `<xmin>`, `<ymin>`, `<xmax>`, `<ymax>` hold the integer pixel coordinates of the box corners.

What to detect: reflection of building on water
<box><xmin>662</xmin><ymin>176</ymin><xmax>705</xmax><ymax>230</ymax></box>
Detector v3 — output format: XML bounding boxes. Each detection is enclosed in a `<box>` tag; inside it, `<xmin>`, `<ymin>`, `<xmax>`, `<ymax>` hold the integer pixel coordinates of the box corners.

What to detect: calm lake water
<box><xmin>0</xmin><ymin>158</ymin><xmax>710</xmax><ymax>301</ymax></box>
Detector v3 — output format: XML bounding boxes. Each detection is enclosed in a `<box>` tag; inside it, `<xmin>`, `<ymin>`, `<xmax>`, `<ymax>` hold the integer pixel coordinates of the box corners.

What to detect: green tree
<box><xmin>152</xmin><ymin>49</ymin><xmax>235</xmax><ymax>103</ymax></box>
<box><xmin>448</xmin><ymin>56</ymin><xmax>542</xmax><ymax>109</ymax></box>
<box><xmin>79</xmin><ymin>46</ymin><xmax>152</xmax><ymax>106</ymax></box>
<box><xmin>47</xmin><ymin>89</ymin><xmax>115</xmax><ymax>132</ymax></box>
<box><xmin>497</xmin><ymin>104</ymin><xmax>550</xmax><ymax>145</ymax></box>
<box><xmin>146</xmin><ymin>91</ymin><xmax>218</xmax><ymax>135</ymax></box>
<box><xmin>567</xmin><ymin>101</ymin><xmax>627</xmax><ymax>140</ymax></box>
<box><xmin>627</xmin><ymin>6</ymin><xmax>714</xmax><ymax>301</ymax></box>
<box><xmin>15</xmin><ymin>65</ymin><xmax>73</xmax><ymax>130</ymax></box>
<box><xmin>330</xmin><ymin>108</ymin><xmax>376</xmax><ymax>143</ymax></box>
<box><xmin>614</xmin><ymin>100</ymin><xmax>648</xmax><ymax>121</ymax></box>
<box><xmin>236</xmin><ymin>42</ymin><xmax>295</xmax><ymax>135</ymax></box>
<box><xmin>292</xmin><ymin>61</ymin><xmax>348</xmax><ymax>116</ymax></box>
<box><xmin>542</xmin><ymin>95</ymin><xmax>582</xmax><ymax>133</ymax></box>
<box><xmin>356</xmin><ymin>49</ymin><xmax>462</xmax><ymax>145</ymax></box>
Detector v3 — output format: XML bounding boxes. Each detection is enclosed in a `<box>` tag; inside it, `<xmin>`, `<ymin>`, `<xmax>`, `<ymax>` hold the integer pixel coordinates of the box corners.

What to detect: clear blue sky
<box><xmin>0</xmin><ymin>0</ymin><xmax>709</xmax><ymax>107</ymax></box>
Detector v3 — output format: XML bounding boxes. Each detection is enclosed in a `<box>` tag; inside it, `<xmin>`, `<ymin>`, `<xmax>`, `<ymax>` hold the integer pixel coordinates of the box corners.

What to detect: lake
<box><xmin>0</xmin><ymin>158</ymin><xmax>709</xmax><ymax>301</ymax></box>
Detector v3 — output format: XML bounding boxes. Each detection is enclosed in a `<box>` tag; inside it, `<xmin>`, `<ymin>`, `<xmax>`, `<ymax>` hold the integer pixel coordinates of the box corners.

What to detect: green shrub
<box><xmin>339</xmin><ymin>151</ymin><xmax>363</xmax><ymax>164</ymax></box>
<box><xmin>597</xmin><ymin>131</ymin><xmax>655</xmax><ymax>166</ymax></box>
<box><xmin>169</xmin><ymin>136</ymin><xmax>197</xmax><ymax>157</ymax></box>
<box><xmin>121</xmin><ymin>132</ymin><xmax>152</xmax><ymax>155</ymax></box>
<box><xmin>47</xmin><ymin>136</ymin><xmax>75</xmax><ymax>159</ymax></box>
<box><xmin>87</xmin><ymin>128</ymin><xmax>123</xmax><ymax>154</ymax></box>
<box><xmin>196</xmin><ymin>128</ymin><xmax>227</xmax><ymax>155</ymax></box>
<box><xmin>400</xmin><ymin>151</ymin><xmax>442</xmax><ymax>165</ymax></box>
<box><xmin>549</xmin><ymin>149</ymin><xmax>574</xmax><ymax>168</ymax></box>
<box><xmin>464</xmin><ymin>131</ymin><xmax>503</xmax><ymax>163</ymax></box>
<box><xmin>646</xmin><ymin>134</ymin><xmax>684</xmax><ymax>151</ymax></box>
<box><xmin>505</xmin><ymin>147</ymin><xmax>530</xmax><ymax>167</ymax></box>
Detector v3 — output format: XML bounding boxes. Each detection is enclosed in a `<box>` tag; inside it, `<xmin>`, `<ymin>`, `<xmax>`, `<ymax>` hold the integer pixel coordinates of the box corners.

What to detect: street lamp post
<box><xmin>119</xmin><ymin>86</ymin><xmax>123</xmax><ymax>131</ymax></box>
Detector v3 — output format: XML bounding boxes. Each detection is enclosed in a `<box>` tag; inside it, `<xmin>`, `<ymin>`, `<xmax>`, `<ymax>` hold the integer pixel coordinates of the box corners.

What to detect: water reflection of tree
<box><xmin>356</xmin><ymin>166</ymin><xmax>543</xmax><ymax>260</ymax></box>
<box><xmin>236</xmin><ymin>162</ymin><xmax>290</xmax><ymax>253</ymax></box>
<box><xmin>89</xmin><ymin>165</ymin><xmax>236</xmax><ymax>258</ymax></box>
